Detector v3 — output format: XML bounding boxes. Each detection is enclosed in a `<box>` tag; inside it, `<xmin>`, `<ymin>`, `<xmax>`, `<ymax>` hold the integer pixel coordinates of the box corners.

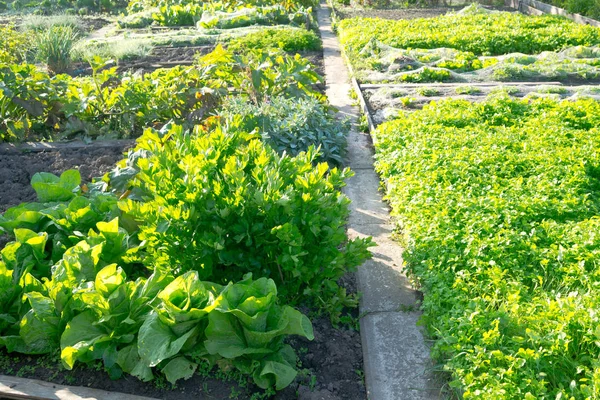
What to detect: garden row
<box><xmin>337</xmin><ymin>5</ymin><xmax>600</xmax><ymax>126</ymax></box>
<box><xmin>0</xmin><ymin>0</ymin><xmax>326</xmax><ymax>143</ymax></box>
<box><xmin>374</xmin><ymin>95</ymin><xmax>600</xmax><ymax>399</ymax></box>
<box><xmin>0</xmin><ymin>55</ymin><xmax>368</xmax><ymax>397</ymax></box>
<box><xmin>338</xmin><ymin>5</ymin><xmax>600</xmax><ymax>399</ymax></box>
<box><xmin>0</xmin><ymin>1</ymin><xmax>373</xmax><ymax>398</ymax></box>
<box><xmin>338</xmin><ymin>5</ymin><xmax>600</xmax><ymax>85</ymax></box>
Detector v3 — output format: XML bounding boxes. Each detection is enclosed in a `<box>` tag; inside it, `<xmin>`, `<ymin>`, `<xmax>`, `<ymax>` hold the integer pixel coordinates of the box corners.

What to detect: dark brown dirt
<box><xmin>0</xmin><ymin>146</ymin><xmax>127</xmax><ymax>213</ymax></box>
<box><xmin>72</xmin><ymin>46</ymin><xmax>325</xmax><ymax>80</ymax></box>
<box><xmin>82</xmin><ymin>17</ymin><xmax>112</xmax><ymax>32</ymax></box>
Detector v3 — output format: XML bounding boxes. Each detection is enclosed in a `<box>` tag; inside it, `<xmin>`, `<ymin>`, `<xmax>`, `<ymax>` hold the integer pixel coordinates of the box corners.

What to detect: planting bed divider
<box><xmin>505</xmin><ymin>0</ymin><xmax>600</xmax><ymax>26</ymax></box>
<box><xmin>0</xmin><ymin>374</ymin><xmax>157</xmax><ymax>400</ymax></box>
<box><xmin>359</xmin><ymin>82</ymin><xmax>562</xmax><ymax>89</ymax></box>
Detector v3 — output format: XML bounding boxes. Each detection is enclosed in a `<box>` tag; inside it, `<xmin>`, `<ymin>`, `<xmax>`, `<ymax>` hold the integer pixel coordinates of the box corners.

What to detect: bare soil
<box><xmin>0</xmin><ymin>146</ymin><xmax>127</xmax><ymax>214</ymax></box>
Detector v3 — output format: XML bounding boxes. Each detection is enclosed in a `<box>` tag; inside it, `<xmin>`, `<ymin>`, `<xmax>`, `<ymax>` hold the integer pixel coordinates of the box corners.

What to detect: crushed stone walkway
<box><xmin>316</xmin><ymin>3</ymin><xmax>442</xmax><ymax>399</ymax></box>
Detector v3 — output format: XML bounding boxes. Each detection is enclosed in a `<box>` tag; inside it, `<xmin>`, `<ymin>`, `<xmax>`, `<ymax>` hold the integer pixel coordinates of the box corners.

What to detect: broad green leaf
<box><xmin>95</xmin><ymin>264</ymin><xmax>126</xmax><ymax>298</ymax></box>
<box><xmin>31</xmin><ymin>171</ymin><xmax>80</xmax><ymax>203</ymax></box>
<box><xmin>60</xmin><ymin>311</ymin><xmax>107</xmax><ymax>369</ymax></box>
<box><xmin>252</xmin><ymin>345</ymin><xmax>298</xmax><ymax>390</ymax></box>
<box><xmin>204</xmin><ymin>312</ymin><xmax>272</xmax><ymax>359</ymax></box>
<box><xmin>137</xmin><ymin>313</ymin><xmax>197</xmax><ymax>367</ymax></box>
<box><xmin>117</xmin><ymin>344</ymin><xmax>154</xmax><ymax>382</ymax></box>
<box><xmin>161</xmin><ymin>356</ymin><xmax>197</xmax><ymax>384</ymax></box>
<box><xmin>157</xmin><ymin>271</ymin><xmax>216</xmax><ymax>324</ymax></box>
<box><xmin>52</xmin><ymin>241</ymin><xmax>102</xmax><ymax>285</ymax></box>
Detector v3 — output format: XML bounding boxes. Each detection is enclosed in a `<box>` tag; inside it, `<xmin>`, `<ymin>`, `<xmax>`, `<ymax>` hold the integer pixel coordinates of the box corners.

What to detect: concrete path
<box><xmin>316</xmin><ymin>4</ymin><xmax>442</xmax><ymax>399</ymax></box>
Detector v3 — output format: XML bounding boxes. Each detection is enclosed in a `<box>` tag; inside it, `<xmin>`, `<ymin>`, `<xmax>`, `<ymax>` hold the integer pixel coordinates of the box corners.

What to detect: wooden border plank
<box><xmin>351</xmin><ymin>77</ymin><xmax>376</xmax><ymax>133</ymax></box>
<box><xmin>338</xmin><ymin>41</ymin><xmax>377</xmax><ymax>133</ymax></box>
<box><xmin>0</xmin><ymin>140</ymin><xmax>135</xmax><ymax>154</ymax></box>
<box><xmin>506</xmin><ymin>0</ymin><xmax>600</xmax><ymax>27</ymax></box>
<box><xmin>360</xmin><ymin>82</ymin><xmax>562</xmax><ymax>89</ymax></box>
<box><xmin>0</xmin><ymin>375</ymin><xmax>159</xmax><ymax>400</ymax></box>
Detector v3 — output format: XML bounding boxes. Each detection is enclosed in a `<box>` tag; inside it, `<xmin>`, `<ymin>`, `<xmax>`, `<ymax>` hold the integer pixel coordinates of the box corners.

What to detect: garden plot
<box><xmin>353</xmin><ymin>42</ymin><xmax>600</xmax><ymax>84</ymax></box>
<box><xmin>0</xmin><ymin>0</ymin><xmax>324</xmax><ymax>143</ymax></box>
<box><xmin>0</xmin><ymin>1</ymin><xmax>371</xmax><ymax>399</ymax></box>
<box><xmin>337</xmin><ymin>5</ymin><xmax>600</xmax><ymax>127</ymax></box>
<box><xmin>363</xmin><ymin>83</ymin><xmax>600</xmax><ymax>125</ymax></box>
<box><xmin>372</xmin><ymin>95</ymin><xmax>600</xmax><ymax>399</ymax></box>
<box><xmin>338</xmin><ymin>6</ymin><xmax>600</xmax><ymax>85</ymax></box>
<box><xmin>336</xmin><ymin>2</ymin><xmax>600</xmax><ymax>398</ymax></box>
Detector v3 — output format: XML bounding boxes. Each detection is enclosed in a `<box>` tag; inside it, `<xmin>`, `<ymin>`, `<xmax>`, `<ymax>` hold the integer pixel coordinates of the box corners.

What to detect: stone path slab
<box><xmin>316</xmin><ymin>3</ymin><xmax>442</xmax><ymax>399</ymax></box>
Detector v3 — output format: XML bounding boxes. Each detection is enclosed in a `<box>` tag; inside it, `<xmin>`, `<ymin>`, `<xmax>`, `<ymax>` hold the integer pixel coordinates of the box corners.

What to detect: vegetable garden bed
<box><xmin>0</xmin><ymin>309</ymin><xmax>365</xmax><ymax>400</ymax></box>
<box><xmin>335</xmin><ymin>1</ymin><xmax>600</xmax><ymax>398</ymax></box>
<box><xmin>0</xmin><ymin>1</ymin><xmax>371</xmax><ymax>399</ymax></box>
<box><xmin>338</xmin><ymin>5</ymin><xmax>600</xmax><ymax>126</ymax></box>
<box><xmin>372</xmin><ymin>96</ymin><xmax>600</xmax><ymax>398</ymax></box>
<box><xmin>361</xmin><ymin>82</ymin><xmax>600</xmax><ymax>125</ymax></box>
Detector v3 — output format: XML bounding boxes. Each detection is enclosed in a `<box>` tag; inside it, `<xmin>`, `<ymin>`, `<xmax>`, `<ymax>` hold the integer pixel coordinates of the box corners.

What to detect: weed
<box><xmin>229</xmin><ymin>386</ymin><xmax>242</xmax><ymax>399</ymax></box>
<box><xmin>20</xmin><ymin>14</ymin><xmax>83</xmax><ymax>32</ymax></box>
<box><xmin>454</xmin><ymin>85</ymin><xmax>482</xmax><ymax>95</ymax></box>
<box><xmin>34</xmin><ymin>25</ymin><xmax>79</xmax><ymax>74</ymax></box>
<box><xmin>358</xmin><ymin>114</ymin><xmax>369</xmax><ymax>132</ymax></box>
<box><xmin>16</xmin><ymin>365</ymin><xmax>37</xmax><ymax>377</ymax></box>
<box><xmin>355</xmin><ymin>369</ymin><xmax>365</xmax><ymax>386</ymax></box>
<box><xmin>74</xmin><ymin>38</ymin><xmax>154</xmax><ymax>61</ymax></box>
<box><xmin>415</xmin><ymin>87</ymin><xmax>440</xmax><ymax>97</ymax></box>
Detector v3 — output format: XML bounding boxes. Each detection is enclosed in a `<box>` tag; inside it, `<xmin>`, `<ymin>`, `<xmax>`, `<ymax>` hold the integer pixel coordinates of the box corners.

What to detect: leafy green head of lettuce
<box><xmin>205</xmin><ymin>273</ymin><xmax>314</xmax><ymax>389</ymax></box>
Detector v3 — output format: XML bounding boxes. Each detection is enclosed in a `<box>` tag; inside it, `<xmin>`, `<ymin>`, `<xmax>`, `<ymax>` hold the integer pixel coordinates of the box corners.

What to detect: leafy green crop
<box><xmin>3</xmin><ymin>0</ymin><xmax>128</xmax><ymax>14</ymax></box>
<box><xmin>374</xmin><ymin>96</ymin><xmax>600</xmax><ymax>398</ymax></box>
<box><xmin>111</xmin><ymin>120</ymin><xmax>371</xmax><ymax>318</ymax></box>
<box><xmin>227</xmin><ymin>27</ymin><xmax>321</xmax><ymax>53</ymax></box>
<box><xmin>0</xmin><ymin>60</ymin><xmax>217</xmax><ymax>142</ymax></box>
<box><xmin>0</xmin><ymin>169</ymin><xmax>315</xmax><ymax>390</ymax></box>
<box><xmin>338</xmin><ymin>12</ymin><xmax>600</xmax><ymax>75</ymax></box>
<box><xmin>339</xmin><ymin>13</ymin><xmax>600</xmax><ymax>56</ymax></box>
<box><xmin>218</xmin><ymin>95</ymin><xmax>348</xmax><ymax>165</ymax></box>
<box><xmin>152</xmin><ymin>3</ymin><xmax>203</xmax><ymax>26</ymax></box>
<box><xmin>0</xmin><ymin>26</ymin><xmax>31</xmax><ymax>64</ymax></box>
<box><xmin>0</xmin><ymin>46</ymin><xmax>322</xmax><ymax>142</ymax></box>
<box><xmin>197</xmin><ymin>45</ymin><xmax>323</xmax><ymax>105</ymax></box>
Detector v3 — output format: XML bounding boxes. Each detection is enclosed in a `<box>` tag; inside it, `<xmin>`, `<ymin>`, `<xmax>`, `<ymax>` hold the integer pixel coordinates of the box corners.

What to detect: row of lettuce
<box><xmin>337</xmin><ymin>7</ymin><xmax>600</xmax><ymax>84</ymax></box>
<box><xmin>120</xmin><ymin>0</ymin><xmax>317</xmax><ymax>29</ymax></box>
<box><xmin>0</xmin><ymin>13</ymin><xmax>372</xmax><ymax>395</ymax></box>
